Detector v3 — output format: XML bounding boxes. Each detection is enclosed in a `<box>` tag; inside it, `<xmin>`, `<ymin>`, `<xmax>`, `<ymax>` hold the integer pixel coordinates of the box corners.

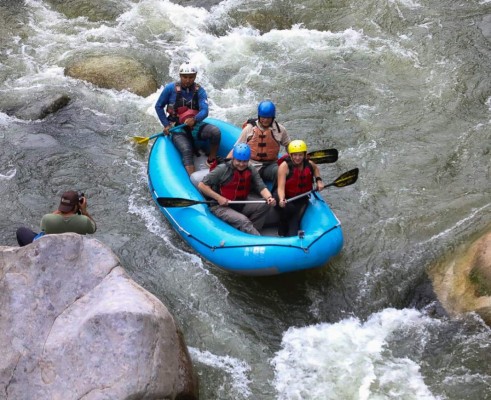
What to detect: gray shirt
<box><xmin>202</xmin><ymin>161</ymin><xmax>267</xmax><ymax>197</ymax></box>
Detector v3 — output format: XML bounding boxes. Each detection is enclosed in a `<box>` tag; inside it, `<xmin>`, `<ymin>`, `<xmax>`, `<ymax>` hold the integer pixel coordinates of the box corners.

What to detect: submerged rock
<box><xmin>45</xmin><ymin>0</ymin><xmax>128</xmax><ymax>22</ymax></box>
<box><xmin>1</xmin><ymin>93</ymin><xmax>70</xmax><ymax>121</ymax></box>
<box><xmin>65</xmin><ymin>55</ymin><xmax>158</xmax><ymax>97</ymax></box>
<box><xmin>429</xmin><ymin>230</ymin><xmax>491</xmax><ymax>326</ymax></box>
<box><xmin>0</xmin><ymin>234</ymin><xmax>198</xmax><ymax>399</ymax></box>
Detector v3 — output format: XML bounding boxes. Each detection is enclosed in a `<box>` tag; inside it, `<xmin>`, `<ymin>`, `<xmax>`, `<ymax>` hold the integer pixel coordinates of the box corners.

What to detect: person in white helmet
<box><xmin>155</xmin><ymin>62</ymin><xmax>221</xmax><ymax>175</ymax></box>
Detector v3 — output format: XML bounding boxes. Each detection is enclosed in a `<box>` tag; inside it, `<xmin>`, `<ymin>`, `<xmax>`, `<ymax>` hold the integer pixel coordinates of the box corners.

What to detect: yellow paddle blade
<box><xmin>132</xmin><ymin>125</ymin><xmax>184</xmax><ymax>145</ymax></box>
<box><xmin>132</xmin><ymin>136</ymin><xmax>151</xmax><ymax>144</ymax></box>
<box><xmin>332</xmin><ymin>168</ymin><xmax>359</xmax><ymax>187</ymax></box>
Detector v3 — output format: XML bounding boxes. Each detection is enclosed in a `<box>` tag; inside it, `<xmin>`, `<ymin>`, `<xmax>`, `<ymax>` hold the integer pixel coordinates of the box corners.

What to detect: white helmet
<box><xmin>179</xmin><ymin>62</ymin><xmax>198</xmax><ymax>75</ymax></box>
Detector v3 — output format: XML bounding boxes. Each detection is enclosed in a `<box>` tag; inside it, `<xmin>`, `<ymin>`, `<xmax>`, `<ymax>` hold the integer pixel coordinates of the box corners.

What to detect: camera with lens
<box><xmin>77</xmin><ymin>192</ymin><xmax>85</xmax><ymax>214</ymax></box>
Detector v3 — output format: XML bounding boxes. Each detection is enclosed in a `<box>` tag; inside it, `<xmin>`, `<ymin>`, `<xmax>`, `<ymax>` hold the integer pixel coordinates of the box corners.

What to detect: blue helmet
<box><xmin>257</xmin><ymin>100</ymin><xmax>276</xmax><ymax>118</ymax></box>
<box><xmin>232</xmin><ymin>143</ymin><xmax>251</xmax><ymax>161</ymax></box>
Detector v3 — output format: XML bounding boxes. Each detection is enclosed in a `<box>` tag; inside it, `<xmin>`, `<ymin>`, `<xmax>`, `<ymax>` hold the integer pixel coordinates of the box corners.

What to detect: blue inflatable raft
<box><xmin>147</xmin><ymin>118</ymin><xmax>344</xmax><ymax>276</ymax></box>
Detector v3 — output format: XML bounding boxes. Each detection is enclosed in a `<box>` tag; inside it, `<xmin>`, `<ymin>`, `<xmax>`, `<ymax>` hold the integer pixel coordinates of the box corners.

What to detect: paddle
<box><xmin>286</xmin><ymin>168</ymin><xmax>359</xmax><ymax>203</ymax></box>
<box><xmin>156</xmin><ymin>197</ymin><xmax>267</xmax><ymax>208</ymax></box>
<box><xmin>307</xmin><ymin>148</ymin><xmax>338</xmax><ymax>164</ymax></box>
<box><xmin>157</xmin><ymin>168</ymin><xmax>358</xmax><ymax>208</ymax></box>
<box><xmin>133</xmin><ymin>124</ymin><xmax>187</xmax><ymax>144</ymax></box>
<box><xmin>217</xmin><ymin>148</ymin><xmax>339</xmax><ymax>167</ymax></box>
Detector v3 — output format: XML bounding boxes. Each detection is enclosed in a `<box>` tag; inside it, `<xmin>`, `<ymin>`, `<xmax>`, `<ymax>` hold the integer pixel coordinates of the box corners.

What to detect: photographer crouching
<box><xmin>16</xmin><ymin>191</ymin><xmax>97</xmax><ymax>247</ymax></box>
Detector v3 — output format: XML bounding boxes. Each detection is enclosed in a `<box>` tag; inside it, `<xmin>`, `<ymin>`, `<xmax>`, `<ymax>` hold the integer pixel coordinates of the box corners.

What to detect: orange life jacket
<box><xmin>247</xmin><ymin>125</ymin><xmax>280</xmax><ymax>161</ymax></box>
<box><xmin>220</xmin><ymin>168</ymin><xmax>252</xmax><ymax>200</ymax></box>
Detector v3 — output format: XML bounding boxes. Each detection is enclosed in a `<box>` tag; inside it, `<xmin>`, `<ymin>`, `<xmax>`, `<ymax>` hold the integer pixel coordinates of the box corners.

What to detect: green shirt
<box><xmin>40</xmin><ymin>213</ymin><xmax>96</xmax><ymax>235</ymax></box>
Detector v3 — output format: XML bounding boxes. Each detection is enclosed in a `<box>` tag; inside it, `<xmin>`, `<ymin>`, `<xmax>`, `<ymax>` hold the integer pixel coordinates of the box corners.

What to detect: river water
<box><xmin>1</xmin><ymin>0</ymin><xmax>490</xmax><ymax>399</ymax></box>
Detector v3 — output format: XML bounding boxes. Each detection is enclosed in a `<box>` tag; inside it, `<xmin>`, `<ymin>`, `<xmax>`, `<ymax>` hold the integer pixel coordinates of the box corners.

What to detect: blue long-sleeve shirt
<box><xmin>154</xmin><ymin>81</ymin><xmax>209</xmax><ymax>127</ymax></box>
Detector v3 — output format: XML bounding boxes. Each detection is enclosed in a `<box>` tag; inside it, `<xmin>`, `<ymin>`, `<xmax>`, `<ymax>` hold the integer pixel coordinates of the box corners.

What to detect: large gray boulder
<box><xmin>0</xmin><ymin>234</ymin><xmax>198</xmax><ymax>399</ymax></box>
<box><xmin>65</xmin><ymin>55</ymin><xmax>158</xmax><ymax>97</ymax></box>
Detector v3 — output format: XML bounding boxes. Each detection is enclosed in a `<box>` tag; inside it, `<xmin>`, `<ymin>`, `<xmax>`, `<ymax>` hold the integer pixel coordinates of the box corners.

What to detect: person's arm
<box><xmin>198</xmin><ymin>167</ymin><xmax>229</xmax><ymax>206</ymax></box>
<box><xmin>194</xmin><ymin>86</ymin><xmax>209</xmax><ymax>122</ymax></box>
<box><xmin>226</xmin><ymin>126</ymin><xmax>251</xmax><ymax>158</ymax></box>
<box><xmin>259</xmin><ymin>188</ymin><xmax>276</xmax><ymax>206</ymax></box>
<box><xmin>198</xmin><ymin>181</ymin><xmax>229</xmax><ymax>206</ymax></box>
<box><xmin>40</xmin><ymin>215</ymin><xmax>47</xmax><ymax>232</ymax></box>
<box><xmin>155</xmin><ymin>84</ymin><xmax>172</xmax><ymax>131</ymax></box>
<box><xmin>276</xmin><ymin>123</ymin><xmax>291</xmax><ymax>150</ymax></box>
<box><xmin>310</xmin><ymin>161</ymin><xmax>324</xmax><ymax>191</ymax></box>
<box><xmin>277</xmin><ymin>161</ymin><xmax>289</xmax><ymax>207</ymax></box>
<box><xmin>79</xmin><ymin>197</ymin><xmax>97</xmax><ymax>232</ymax></box>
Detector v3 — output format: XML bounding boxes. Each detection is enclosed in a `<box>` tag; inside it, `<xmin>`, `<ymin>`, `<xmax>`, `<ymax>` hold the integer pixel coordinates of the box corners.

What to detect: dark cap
<box><xmin>58</xmin><ymin>191</ymin><xmax>78</xmax><ymax>212</ymax></box>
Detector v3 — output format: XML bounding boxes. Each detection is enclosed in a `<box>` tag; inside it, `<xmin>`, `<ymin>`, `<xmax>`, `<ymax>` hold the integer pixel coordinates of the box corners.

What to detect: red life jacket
<box><xmin>220</xmin><ymin>168</ymin><xmax>252</xmax><ymax>200</ymax></box>
<box><xmin>166</xmin><ymin>82</ymin><xmax>200</xmax><ymax>122</ymax></box>
<box><xmin>178</xmin><ymin>109</ymin><xmax>199</xmax><ymax>124</ymax></box>
<box><xmin>280</xmin><ymin>157</ymin><xmax>314</xmax><ymax>198</ymax></box>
